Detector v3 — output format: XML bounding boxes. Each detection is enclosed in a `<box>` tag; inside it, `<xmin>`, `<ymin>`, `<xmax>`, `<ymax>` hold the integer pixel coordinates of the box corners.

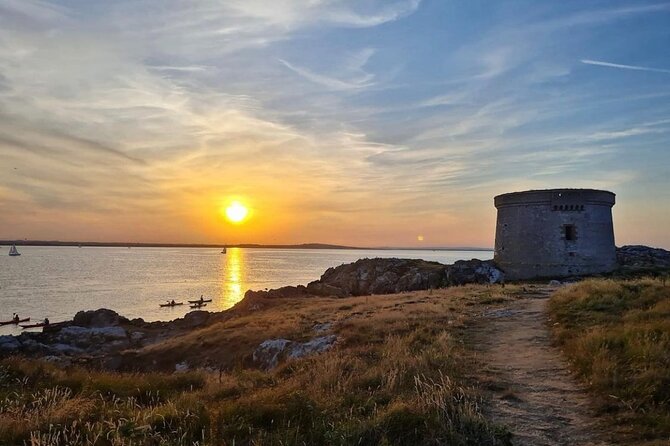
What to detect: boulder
<box><xmin>59</xmin><ymin>326</ymin><xmax>127</xmax><ymax>340</ymax></box>
<box><xmin>56</xmin><ymin>326</ymin><xmax>127</xmax><ymax>349</ymax></box>
<box><xmin>252</xmin><ymin>339</ymin><xmax>293</xmax><ymax>370</ymax></box>
<box><xmin>445</xmin><ymin>259</ymin><xmax>505</xmax><ymax>285</ymax></box>
<box><xmin>182</xmin><ymin>311</ymin><xmax>209</xmax><ymax>328</ymax></box>
<box><xmin>0</xmin><ymin>335</ymin><xmax>20</xmax><ymax>352</ymax></box>
<box><xmin>252</xmin><ymin>336</ymin><xmax>338</xmax><ymax>369</ymax></box>
<box><xmin>73</xmin><ymin>309</ymin><xmax>123</xmax><ymax>327</ymax></box>
<box><xmin>288</xmin><ymin>335</ymin><xmax>337</xmax><ymax>359</ymax></box>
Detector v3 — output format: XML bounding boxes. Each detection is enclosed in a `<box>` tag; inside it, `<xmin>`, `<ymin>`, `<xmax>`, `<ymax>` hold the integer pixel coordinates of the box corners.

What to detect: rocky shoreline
<box><xmin>1</xmin><ymin>245</ymin><xmax>668</xmax><ymax>370</ymax></box>
<box><xmin>244</xmin><ymin>257</ymin><xmax>504</xmax><ymax>300</ymax></box>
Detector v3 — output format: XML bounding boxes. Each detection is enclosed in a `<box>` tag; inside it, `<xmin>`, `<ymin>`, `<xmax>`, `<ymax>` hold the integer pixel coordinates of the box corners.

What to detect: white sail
<box><xmin>8</xmin><ymin>245</ymin><xmax>20</xmax><ymax>256</ymax></box>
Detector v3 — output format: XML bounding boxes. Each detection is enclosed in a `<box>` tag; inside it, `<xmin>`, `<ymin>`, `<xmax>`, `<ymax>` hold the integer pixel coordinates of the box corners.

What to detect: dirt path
<box><xmin>469</xmin><ymin>287</ymin><xmax>609</xmax><ymax>446</ymax></box>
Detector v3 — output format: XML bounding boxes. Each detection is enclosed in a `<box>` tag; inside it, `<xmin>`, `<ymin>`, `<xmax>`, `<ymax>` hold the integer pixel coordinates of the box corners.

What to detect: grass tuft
<box><xmin>549</xmin><ymin>278</ymin><xmax>670</xmax><ymax>442</ymax></box>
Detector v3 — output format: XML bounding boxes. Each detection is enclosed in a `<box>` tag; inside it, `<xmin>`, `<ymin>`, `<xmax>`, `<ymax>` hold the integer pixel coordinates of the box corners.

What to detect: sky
<box><xmin>0</xmin><ymin>0</ymin><xmax>669</xmax><ymax>248</ymax></box>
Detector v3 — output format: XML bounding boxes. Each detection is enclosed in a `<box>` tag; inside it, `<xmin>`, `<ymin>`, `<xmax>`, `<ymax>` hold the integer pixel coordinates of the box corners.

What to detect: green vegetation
<box><xmin>0</xmin><ymin>286</ymin><xmax>516</xmax><ymax>445</ymax></box>
<box><xmin>549</xmin><ymin>278</ymin><xmax>670</xmax><ymax>443</ymax></box>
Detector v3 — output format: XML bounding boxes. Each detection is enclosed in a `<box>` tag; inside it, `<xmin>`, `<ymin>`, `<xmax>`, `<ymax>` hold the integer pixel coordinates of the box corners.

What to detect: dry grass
<box><xmin>129</xmin><ymin>284</ymin><xmax>522</xmax><ymax>371</ymax></box>
<box><xmin>549</xmin><ymin>278</ymin><xmax>670</xmax><ymax>444</ymax></box>
<box><xmin>0</xmin><ymin>284</ymin><xmax>518</xmax><ymax>445</ymax></box>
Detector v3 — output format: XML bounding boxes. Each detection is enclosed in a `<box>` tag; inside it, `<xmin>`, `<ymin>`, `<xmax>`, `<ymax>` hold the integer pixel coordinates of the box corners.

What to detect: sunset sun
<box><xmin>225</xmin><ymin>201</ymin><xmax>249</xmax><ymax>224</ymax></box>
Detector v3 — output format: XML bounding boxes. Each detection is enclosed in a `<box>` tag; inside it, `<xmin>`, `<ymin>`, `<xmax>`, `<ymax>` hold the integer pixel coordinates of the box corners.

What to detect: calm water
<box><xmin>0</xmin><ymin>246</ymin><xmax>492</xmax><ymax>334</ymax></box>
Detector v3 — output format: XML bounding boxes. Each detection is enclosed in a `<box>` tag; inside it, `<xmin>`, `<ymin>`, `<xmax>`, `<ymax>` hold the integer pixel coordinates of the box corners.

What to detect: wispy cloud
<box><xmin>148</xmin><ymin>65</ymin><xmax>209</xmax><ymax>73</ymax></box>
<box><xmin>581</xmin><ymin>59</ymin><xmax>670</xmax><ymax>74</ymax></box>
<box><xmin>0</xmin><ymin>0</ymin><xmax>69</xmax><ymax>22</ymax></box>
<box><xmin>1</xmin><ymin>0</ymin><xmax>669</xmax><ymax>247</ymax></box>
<box><xmin>279</xmin><ymin>48</ymin><xmax>376</xmax><ymax>91</ymax></box>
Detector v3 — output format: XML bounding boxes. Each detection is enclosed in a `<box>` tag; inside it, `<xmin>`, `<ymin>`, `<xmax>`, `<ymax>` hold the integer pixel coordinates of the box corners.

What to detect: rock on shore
<box><xmin>0</xmin><ymin>307</ymin><xmax>224</xmax><ymax>368</ymax></box>
<box><xmin>245</xmin><ymin>257</ymin><xmax>504</xmax><ymax>300</ymax></box>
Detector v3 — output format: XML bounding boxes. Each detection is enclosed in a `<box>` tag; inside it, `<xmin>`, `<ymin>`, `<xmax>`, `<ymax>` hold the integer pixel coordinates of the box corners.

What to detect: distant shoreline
<box><xmin>0</xmin><ymin>240</ymin><xmax>492</xmax><ymax>251</ymax></box>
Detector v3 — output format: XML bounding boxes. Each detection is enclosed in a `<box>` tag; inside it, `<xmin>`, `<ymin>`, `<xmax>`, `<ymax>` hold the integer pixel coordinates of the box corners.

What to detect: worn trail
<box><xmin>470</xmin><ymin>288</ymin><xmax>609</xmax><ymax>446</ymax></box>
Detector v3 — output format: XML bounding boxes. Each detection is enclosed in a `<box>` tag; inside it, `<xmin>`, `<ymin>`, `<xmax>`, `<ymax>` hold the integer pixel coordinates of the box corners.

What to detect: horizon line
<box><xmin>0</xmin><ymin>239</ymin><xmax>493</xmax><ymax>251</ymax></box>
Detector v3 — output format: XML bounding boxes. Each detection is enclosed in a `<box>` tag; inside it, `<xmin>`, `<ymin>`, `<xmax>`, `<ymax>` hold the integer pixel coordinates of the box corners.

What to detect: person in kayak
<box><xmin>13</xmin><ymin>314</ymin><xmax>19</xmax><ymax>323</ymax></box>
<box><xmin>43</xmin><ymin>318</ymin><xmax>50</xmax><ymax>327</ymax></box>
<box><xmin>170</xmin><ymin>299</ymin><xmax>176</xmax><ymax>306</ymax></box>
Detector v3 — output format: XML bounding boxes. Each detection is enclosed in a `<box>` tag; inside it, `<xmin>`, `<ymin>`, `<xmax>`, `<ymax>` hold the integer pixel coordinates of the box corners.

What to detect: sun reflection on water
<box><xmin>222</xmin><ymin>247</ymin><xmax>245</xmax><ymax>306</ymax></box>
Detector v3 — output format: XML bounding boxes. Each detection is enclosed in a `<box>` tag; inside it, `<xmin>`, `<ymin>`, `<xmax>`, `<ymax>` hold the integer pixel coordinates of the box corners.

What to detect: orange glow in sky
<box><xmin>0</xmin><ymin>1</ymin><xmax>668</xmax><ymax>249</ymax></box>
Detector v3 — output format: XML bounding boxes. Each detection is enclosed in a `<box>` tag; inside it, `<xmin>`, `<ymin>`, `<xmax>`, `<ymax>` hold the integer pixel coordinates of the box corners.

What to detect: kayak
<box><xmin>20</xmin><ymin>323</ymin><xmax>47</xmax><ymax>329</ymax></box>
<box><xmin>190</xmin><ymin>303</ymin><xmax>207</xmax><ymax>309</ymax></box>
<box><xmin>160</xmin><ymin>302</ymin><xmax>184</xmax><ymax>307</ymax></box>
<box><xmin>188</xmin><ymin>299</ymin><xmax>212</xmax><ymax>304</ymax></box>
<box><xmin>0</xmin><ymin>317</ymin><xmax>30</xmax><ymax>326</ymax></box>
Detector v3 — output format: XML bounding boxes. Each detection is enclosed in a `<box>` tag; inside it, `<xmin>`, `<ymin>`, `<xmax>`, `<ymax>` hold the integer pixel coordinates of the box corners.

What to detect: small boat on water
<box><xmin>8</xmin><ymin>245</ymin><xmax>20</xmax><ymax>256</ymax></box>
<box><xmin>190</xmin><ymin>303</ymin><xmax>207</xmax><ymax>309</ymax></box>
<box><xmin>188</xmin><ymin>298</ymin><xmax>212</xmax><ymax>304</ymax></box>
<box><xmin>160</xmin><ymin>302</ymin><xmax>184</xmax><ymax>307</ymax></box>
<box><xmin>221</xmin><ymin>247</ymin><xmax>227</xmax><ymax>254</ymax></box>
<box><xmin>20</xmin><ymin>322</ymin><xmax>47</xmax><ymax>329</ymax></box>
<box><xmin>0</xmin><ymin>317</ymin><xmax>29</xmax><ymax>326</ymax></box>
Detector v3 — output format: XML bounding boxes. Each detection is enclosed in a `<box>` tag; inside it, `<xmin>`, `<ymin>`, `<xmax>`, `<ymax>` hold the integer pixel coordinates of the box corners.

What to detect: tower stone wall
<box><xmin>494</xmin><ymin>189</ymin><xmax>616</xmax><ymax>280</ymax></box>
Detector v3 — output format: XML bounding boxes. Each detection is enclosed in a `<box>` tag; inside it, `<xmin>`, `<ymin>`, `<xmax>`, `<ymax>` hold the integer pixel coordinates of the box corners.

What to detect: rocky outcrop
<box><xmin>316</xmin><ymin>258</ymin><xmax>447</xmax><ymax>296</ymax></box>
<box><xmin>73</xmin><ymin>308</ymin><xmax>125</xmax><ymax>327</ymax></box>
<box><xmin>0</xmin><ymin>308</ymin><xmax>223</xmax><ymax>367</ymax></box>
<box><xmin>617</xmin><ymin>245</ymin><xmax>670</xmax><ymax>271</ymax></box>
<box><xmin>252</xmin><ymin>335</ymin><xmax>338</xmax><ymax>370</ymax></box>
<box><xmin>244</xmin><ymin>257</ymin><xmax>504</xmax><ymax>299</ymax></box>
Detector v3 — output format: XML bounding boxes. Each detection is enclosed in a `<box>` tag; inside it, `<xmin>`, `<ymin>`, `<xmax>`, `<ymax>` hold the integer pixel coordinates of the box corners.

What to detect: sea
<box><xmin>0</xmin><ymin>246</ymin><xmax>492</xmax><ymax>334</ymax></box>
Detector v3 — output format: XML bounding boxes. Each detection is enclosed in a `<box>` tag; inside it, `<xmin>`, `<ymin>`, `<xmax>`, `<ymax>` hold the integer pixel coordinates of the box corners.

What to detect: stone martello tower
<box><xmin>494</xmin><ymin>189</ymin><xmax>616</xmax><ymax>280</ymax></box>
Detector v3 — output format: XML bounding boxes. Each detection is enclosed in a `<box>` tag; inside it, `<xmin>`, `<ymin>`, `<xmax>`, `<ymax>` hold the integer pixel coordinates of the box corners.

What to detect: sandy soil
<box><xmin>468</xmin><ymin>286</ymin><xmax>611</xmax><ymax>446</ymax></box>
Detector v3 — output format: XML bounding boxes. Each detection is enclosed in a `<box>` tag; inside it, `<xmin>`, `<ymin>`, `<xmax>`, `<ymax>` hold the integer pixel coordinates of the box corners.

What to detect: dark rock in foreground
<box><xmin>0</xmin><ymin>308</ymin><xmax>228</xmax><ymax>369</ymax></box>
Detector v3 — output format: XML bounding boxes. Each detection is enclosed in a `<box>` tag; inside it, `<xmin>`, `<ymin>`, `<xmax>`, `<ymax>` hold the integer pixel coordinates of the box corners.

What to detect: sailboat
<box><xmin>221</xmin><ymin>247</ymin><xmax>227</xmax><ymax>254</ymax></box>
<box><xmin>8</xmin><ymin>245</ymin><xmax>20</xmax><ymax>256</ymax></box>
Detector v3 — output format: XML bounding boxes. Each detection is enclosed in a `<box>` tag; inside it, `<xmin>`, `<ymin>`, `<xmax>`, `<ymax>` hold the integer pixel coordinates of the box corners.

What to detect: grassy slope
<box><xmin>549</xmin><ymin>278</ymin><xmax>670</xmax><ymax>444</ymax></box>
<box><xmin>0</xmin><ymin>285</ymin><xmax>520</xmax><ymax>446</ymax></box>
